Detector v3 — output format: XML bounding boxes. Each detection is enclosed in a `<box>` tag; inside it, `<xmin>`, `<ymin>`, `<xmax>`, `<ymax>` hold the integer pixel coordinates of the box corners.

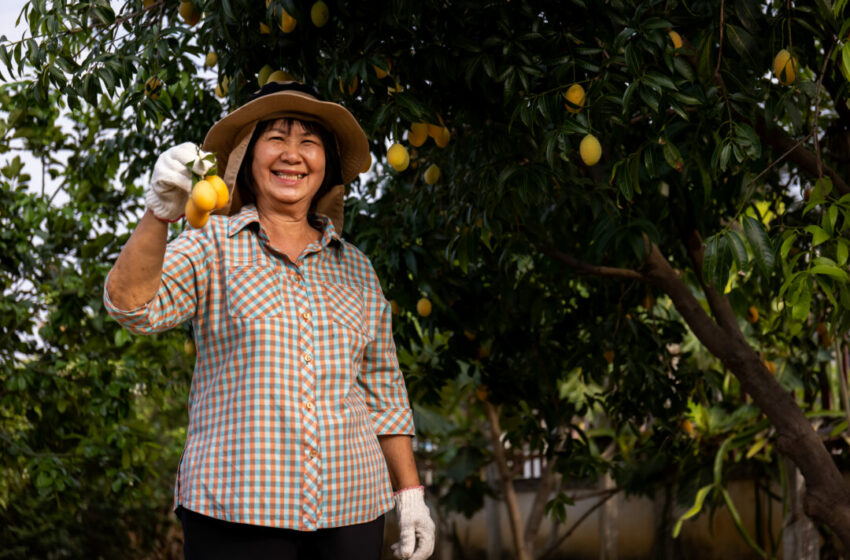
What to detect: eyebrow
<box><xmin>265</xmin><ymin>124</ymin><xmax>321</xmax><ymax>137</ymax></box>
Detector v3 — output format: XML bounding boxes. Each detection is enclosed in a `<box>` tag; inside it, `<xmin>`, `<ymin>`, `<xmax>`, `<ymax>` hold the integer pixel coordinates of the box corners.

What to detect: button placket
<box><xmin>291</xmin><ymin>264</ymin><xmax>320</xmax><ymax>528</ymax></box>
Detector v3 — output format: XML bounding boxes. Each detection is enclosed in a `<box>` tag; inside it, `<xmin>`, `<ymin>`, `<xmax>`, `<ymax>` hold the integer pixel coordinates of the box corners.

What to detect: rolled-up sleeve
<box><xmin>357</xmin><ymin>288</ymin><xmax>415</xmax><ymax>436</ymax></box>
<box><xmin>103</xmin><ymin>227</ymin><xmax>211</xmax><ymax>334</ymax></box>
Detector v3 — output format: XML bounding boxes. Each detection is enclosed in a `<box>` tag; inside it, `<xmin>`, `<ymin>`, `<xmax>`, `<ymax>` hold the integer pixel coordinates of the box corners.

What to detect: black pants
<box><xmin>178</xmin><ymin>507</ymin><xmax>385</xmax><ymax>560</ymax></box>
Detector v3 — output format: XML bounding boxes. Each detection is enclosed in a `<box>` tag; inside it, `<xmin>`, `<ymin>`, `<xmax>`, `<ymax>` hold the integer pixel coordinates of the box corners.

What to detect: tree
<box><xmin>2</xmin><ymin>0</ymin><xmax>850</xmax><ymax>557</ymax></box>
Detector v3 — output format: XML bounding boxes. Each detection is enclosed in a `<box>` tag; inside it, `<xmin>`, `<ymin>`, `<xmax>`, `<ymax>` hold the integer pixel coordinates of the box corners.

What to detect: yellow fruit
<box><xmin>416</xmin><ymin>297</ymin><xmax>432</xmax><ymax>317</ymax></box>
<box><xmin>144</xmin><ymin>76</ymin><xmax>163</xmax><ymax>99</ymax></box>
<box><xmin>311</xmin><ymin>1</ymin><xmax>329</xmax><ymax>27</ymax></box>
<box><xmin>579</xmin><ymin>134</ymin><xmax>602</xmax><ymax>166</ymax></box>
<box><xmin>773</xmin><ymin>49</ymin><xmax>797</xmax><ymax>86</ymax></box>
<box><xmin>668</xmin><ymin>30</ymin><xmax>683</xmax><ymax>49</ymax></box>
<box><xmin>387</xmin><ymin>143</ymin><xmax>410</xmax><ymax>172</ymax></box>
<box><xmin>746</xmin><ymin>305</ymin><xmax>759</xmax><ymax>323</ymax></box>
<box><xmin>185</xmin><ymin>199</ymin><xmax>209</xmax><ymax>229</ymax></box>
<box><xmin>338</xmin><ymin>76</ymin><xmax>358</xmax><ymax>95</ymax></box>
<box><xmin>390</xmin><ymin>300</ymin><xmax>401</xmax><ymax>315</ymax></box>
<box><xmin>374</xmin><ymin>59</ymin><xmax>392</xmax><ymax>79</ymax></box>
<box><xmin>563</xmin><ymin>83</ymin><xmax>585</xmax><ymax>114</ymax></box>
<box><xmin>408</xmin><ymin>124</ymin><xmax>428</xmax><ymax>147</ymax></box>
<box><xmin>266</xmin><ymin>70</ymin><xmax>295</xmax><ymax>84</ymax></box>
<box><xmin>682</xmin><ymin>419</ymin><xmax>694</xmax><ymax>435</ymax></box>
<box><xmin>205</xmin><ymin>51</ymin><xmax>217</xmax><ymax>68</ymax></box>
<box><xmin>259</xmin><ymin>22</ymin><xmax>271</xmax><ymax>34</ymax></box>
<box><xmin>184</xmin><ymin>339</ymin><xmax>196</xmax><ymax>356</ymax></box>
<box><xmin>280</xmin><ymin>9</ymin><xmax>297</xmax><ymax>33</ymax></box>
<box><xmin>603</xmin><ymin>349</ymin><xmax>615</xmax><ymax>364</ymax></box>
<box><xmin>764</xmin><ymin>360</ymin><xmax>777</xmax><ymax>375</ymax></box>
<box><xmin>427</xmin><ymin>123</ymin><xmax>442</xmax><ymax>138</ymax></box>
<box><xmin>205</xmin><ymin>175</ymin><xmax>229</xmax><ymax>210</ymax></box>
<box><xmin>214</xmin><ymin>76</ymin><xmax>231</xmax><ymax>98</ymax></box>
<box><xmin>387</xmin><ymin>81</ymin><xmax>402</xmax><ymax>94</ymax></box>
<box><xmin>191</xmin><ymin>180</ymin><xmax>218</xmax><ymax>212</ymax></box>
<box><xmin>434</xmin><ymin>126</ymin><xmax>451</xmax><ymax>148</ymax></box>
<box><xmin>423</xmin><ymin>164</ymin><xmax>441</xmax><ymax>185</ymax></box>
<box><xmin>178</xmin><ymin>1</ymin><xmax>200</xmax><ymax>26</ymax></box>
<box><xmin>258</xmin><ymin>65</ymin><xmax>273</xmax><ymax>87</ymax></box>
<box><xmin>143</xmin><ymin>0</ymin><xmax>156</xmax><ymax>9</ymax></box>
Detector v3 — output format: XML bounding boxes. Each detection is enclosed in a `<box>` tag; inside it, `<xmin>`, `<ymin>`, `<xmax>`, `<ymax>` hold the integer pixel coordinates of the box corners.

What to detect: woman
<box><xmin>104</xmin><ymin>81</ymin><xmax>435</xmax><ymax>560</ymax></box>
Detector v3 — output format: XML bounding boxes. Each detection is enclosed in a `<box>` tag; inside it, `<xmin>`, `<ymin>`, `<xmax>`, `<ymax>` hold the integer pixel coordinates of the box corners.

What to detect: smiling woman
<box><xmin>102</xmin><ymin>81</ymin><xmax>435</xmax><ymax>560</ymax></box>
<box><xmin>234</xmin><ymin>117</ymin><xmax>343</xmax><ymax>259</ymax></box>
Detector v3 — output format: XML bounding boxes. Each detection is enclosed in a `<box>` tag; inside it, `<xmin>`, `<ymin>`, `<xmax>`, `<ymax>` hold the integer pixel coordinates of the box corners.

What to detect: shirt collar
<box><xmin>227</xmin><ymin>203</ymin><xmax>342</xmax><ymax>247</ymax></box>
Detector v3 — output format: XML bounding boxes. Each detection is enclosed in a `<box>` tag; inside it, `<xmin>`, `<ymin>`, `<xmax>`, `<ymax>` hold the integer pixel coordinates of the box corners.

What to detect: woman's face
<box><xmin>250</xmin><ymin>119</ymin><xmax>326</xmax><ymax>213</ymax></box>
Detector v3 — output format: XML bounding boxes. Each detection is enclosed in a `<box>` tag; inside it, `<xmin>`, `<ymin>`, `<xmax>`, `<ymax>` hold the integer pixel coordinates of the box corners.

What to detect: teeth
<box><xmin>273</xmin><ymin>171</ymin><xmax>304</xmax><ymax>179</ymax></box>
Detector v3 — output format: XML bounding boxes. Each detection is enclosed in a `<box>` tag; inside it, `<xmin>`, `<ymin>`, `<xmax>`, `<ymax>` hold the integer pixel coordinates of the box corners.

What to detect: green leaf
<box><xmin>726</xmin><ymin>231</ymin><xmax>749</xmax><ymax>271</ymax></box>
<box><xmin>780</xmin><ymin>232</ymin><xmax>797</xmax><ymax>261</ymax></box>
<box><xmin>811</xmin><ymin>264</ymin><xmax>848</xmax><ymax>281</ymax></box>
<box><xmin>837</xmin><ymin>239</ymin><xmax>849</xmax><ymax>266</ymax></box>
<box><xmin>742</xmin><ymin>216</ymin><xmax>775</xmax><ymax>277</ymax></box>
<box><xmin>804</xmin><ymin>224</ymin><xmax>830</xmax><ymax>246</ymax></box>
<box><xmin>791</xmin><ymin>278</ymin><xmax>812</xmax><ymax>321</ymax></box>
<box><xmin>725</xmin><ymin>24</ymin><xmax>758</xmax><ymax>66</ymax></box>
<box><xmin>643</xmin><ymin>71</ymin><xmax>678</xmax><ymax>92</ymax></box>
<box><xmin>721</xmin><ymin>488</ymin><xmax>767</xmax><ymax>557</ymax></box>
<box><xmin>823</xmin><ymin>203</ymin><xmax>839</xmax><ymax>236</ymax></box>
<box><xmin>673</xmin><ymin>484</ymin><xmax>713</xmax><ymax>538</ymax></box>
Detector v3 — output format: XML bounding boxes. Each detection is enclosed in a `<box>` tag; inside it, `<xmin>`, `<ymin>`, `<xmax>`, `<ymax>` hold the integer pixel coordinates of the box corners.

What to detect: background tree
<box><xmin>2</xmin><ymin>0</ymin><xmax>850</xmax><ymax>558</ymax></box>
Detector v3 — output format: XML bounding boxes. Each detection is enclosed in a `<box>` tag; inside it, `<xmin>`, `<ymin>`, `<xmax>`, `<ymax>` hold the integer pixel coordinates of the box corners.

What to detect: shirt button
<box><xmin>302</xmin><ymin>311</ymin><xmax>312</xmax><ymax>321</ymax></box>
<box><xmin>308</xmin><ymin>448</ymin><xmax>318</xmax><ymax>459</ymax></box>
<box><xmin>305</xmin><ymin>401</ymin><xmax>314</xmax><ymax>411</ymax></box>
<box><xmin>303</xmin><ymin>353</ymin><xmax>313</xmax><ymax>363</ymax></box>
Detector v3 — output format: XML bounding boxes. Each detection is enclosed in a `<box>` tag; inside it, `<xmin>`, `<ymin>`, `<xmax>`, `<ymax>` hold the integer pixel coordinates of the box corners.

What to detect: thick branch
<box><xmin>641</xmin><ymin>243</ymin><xmax>850</xmax><ymax>548</ymax></box>
<box><xmin>751</xmin><ymin>114</ymin><xmax>850</xmax><ymax>196</ymax></box>
<box><xmin>539</xmin><ymin>245</ymin><xmax>645</xmax><ymax>281</ymax></box>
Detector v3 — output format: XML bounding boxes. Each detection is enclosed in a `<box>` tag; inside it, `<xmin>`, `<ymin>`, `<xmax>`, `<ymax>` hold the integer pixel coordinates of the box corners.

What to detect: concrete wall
<box><xmin>416</xmin><ymin>478</ymin><xmax>790</xmax><ymax>560</ymax></box>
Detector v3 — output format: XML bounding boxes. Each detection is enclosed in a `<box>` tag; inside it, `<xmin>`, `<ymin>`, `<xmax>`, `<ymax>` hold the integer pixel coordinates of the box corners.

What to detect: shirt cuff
<box><xmin>371</xmin><ymin>407</ymin><xmax>415</xmax><ymax>436</ymax></box>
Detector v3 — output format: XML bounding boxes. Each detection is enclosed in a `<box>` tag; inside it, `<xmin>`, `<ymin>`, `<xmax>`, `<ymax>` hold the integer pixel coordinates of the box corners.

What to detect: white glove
<box><xmin>146</xmin><ymin>142</ymin><xmax>215</xmax><ymax>221</ymax></box>
<box><xmin>391</xmin><ymin>487</ymin><xmax>435</xmax><ymax>560</ymax></box>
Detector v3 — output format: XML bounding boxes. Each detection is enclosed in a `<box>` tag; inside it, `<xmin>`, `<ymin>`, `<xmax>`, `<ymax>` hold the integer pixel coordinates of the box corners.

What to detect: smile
<box><xmin>272</xmin><ymin>171</ymin><xmax>305</xmax><ymax>180</ymax></box>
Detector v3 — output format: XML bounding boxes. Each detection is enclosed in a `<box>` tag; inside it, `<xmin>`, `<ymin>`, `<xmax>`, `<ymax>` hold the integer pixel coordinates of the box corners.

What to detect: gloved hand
<box><xmin>391</xmin><ymin>486</ymin><xmax>435</xmax><ymax>560</ymax></box>
<box><xmin>146</xmin><ymin>142</ymin><xmax>215</xmax><ymax>221</ymax></box>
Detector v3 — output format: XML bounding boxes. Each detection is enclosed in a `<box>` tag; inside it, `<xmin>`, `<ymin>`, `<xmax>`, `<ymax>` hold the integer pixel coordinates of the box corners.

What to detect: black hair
<box><xmin>236</xmin><ymin>117</ymin><xmax>343</xmax><ymax>210</ymax></box>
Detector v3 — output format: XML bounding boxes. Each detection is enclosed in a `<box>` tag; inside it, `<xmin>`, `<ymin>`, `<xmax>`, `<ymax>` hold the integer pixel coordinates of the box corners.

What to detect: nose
<box><xmin>277</xmin><ymin>138</ymin><xmax>303</xmax><ymax>162</ymax></box>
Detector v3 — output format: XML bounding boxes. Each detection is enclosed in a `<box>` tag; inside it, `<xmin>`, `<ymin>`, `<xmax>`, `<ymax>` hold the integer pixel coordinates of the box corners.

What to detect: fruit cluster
<box><xmin>186</xmin><ymin>175</ymin><xmax>229</xmax><ymax>228</ymax></box>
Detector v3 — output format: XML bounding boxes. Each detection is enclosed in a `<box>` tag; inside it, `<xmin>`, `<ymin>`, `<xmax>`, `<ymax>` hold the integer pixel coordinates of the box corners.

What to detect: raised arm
<box><xmin>105</xmin><ymin>143</ymin><xmax>213</xmax><ymax>310</ymax></box>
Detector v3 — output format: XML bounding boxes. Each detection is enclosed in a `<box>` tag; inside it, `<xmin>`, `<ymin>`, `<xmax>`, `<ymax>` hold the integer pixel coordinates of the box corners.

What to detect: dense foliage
<box><xmin>2</xmin><ymin>0</ymin><xmax>850</xmax><ymax>557</ymax></box>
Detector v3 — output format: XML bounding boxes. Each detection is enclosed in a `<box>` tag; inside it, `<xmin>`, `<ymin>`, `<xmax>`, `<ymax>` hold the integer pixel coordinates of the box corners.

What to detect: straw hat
<box><xmin>203</xmin><ymin>81</ymin><xmax>370</xmax><ymax>231</ymax></box>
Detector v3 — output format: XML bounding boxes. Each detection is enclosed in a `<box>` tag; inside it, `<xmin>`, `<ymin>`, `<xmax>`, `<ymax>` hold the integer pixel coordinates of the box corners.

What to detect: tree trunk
<box><xmin>484</xmin><ymin>400</ymin><xmax>534</xmax><ymax>560</ymax></box>
<box><xmin>641</xmin><ymin>243</ymin><xmax>850</xmax><ymax>549</ymax></box>
<box><xmin>783</xmin><ymin>457</ymin><xmax>820</xmax><ymax>560</ymax></box>
<box><xmin>598</xmin><ymin>471</ymin><xmax>618</xmax><ymax>560</ymax></box>
<box><xmin>485</xmin><ymin>463</ymin><xmax>503</xmax><ymax>560</ymax></box>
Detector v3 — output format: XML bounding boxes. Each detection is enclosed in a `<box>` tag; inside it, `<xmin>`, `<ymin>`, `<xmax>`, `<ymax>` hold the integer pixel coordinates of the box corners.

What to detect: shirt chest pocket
<box><xmin>226</xmin><ymin>266</ymin><xmax>284</xmax><ymax>318</ymax></box>
<box><xmin>320</xmin><ymin>281</ymin><xmax>371</xmax><ymax>341</ymax></box>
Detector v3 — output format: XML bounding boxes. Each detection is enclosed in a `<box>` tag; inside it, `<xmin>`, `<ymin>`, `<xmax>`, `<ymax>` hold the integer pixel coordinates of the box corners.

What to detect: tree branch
<box><xmin>538</xmin><ymin>245</ymin><xmax>646</xmax><ymax>281</ymax></box>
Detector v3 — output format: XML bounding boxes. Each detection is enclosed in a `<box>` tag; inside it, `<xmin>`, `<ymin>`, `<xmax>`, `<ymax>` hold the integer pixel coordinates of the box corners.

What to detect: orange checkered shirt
<box><xmin>104</xmin><ymin>204</ymin><xmax>415</xmax><ymax>530</ymax></box>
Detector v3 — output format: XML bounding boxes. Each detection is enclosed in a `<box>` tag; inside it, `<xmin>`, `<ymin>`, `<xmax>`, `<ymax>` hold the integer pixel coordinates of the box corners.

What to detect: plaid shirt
<box><xmin>104</xmin><ymin>204</ymin><xmax>414</xmax><ymax>530</ymax></box>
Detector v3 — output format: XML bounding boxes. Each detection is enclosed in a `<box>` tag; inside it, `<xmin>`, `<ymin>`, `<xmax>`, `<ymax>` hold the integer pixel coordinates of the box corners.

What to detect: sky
<box><xmin>0</xmin><ymin>0</ymin><xmax>53</xmax><ymax>196</ymax></box>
